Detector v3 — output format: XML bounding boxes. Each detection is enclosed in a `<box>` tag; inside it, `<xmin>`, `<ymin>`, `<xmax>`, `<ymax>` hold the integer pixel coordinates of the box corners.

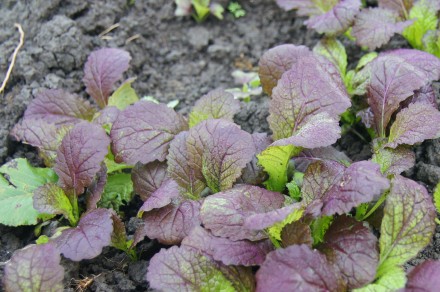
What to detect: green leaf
<box><xmin>33</xmin><ymin>183</ymin><xmax>76</xmax><ymax>226</ymax></box>
<box><xmin>104</xmin><ymin>151</ymin><xmax>132</xmax><ymax>173</ymax></box>
<box><xmin>267</xmin><ymin>208</ymin><xmax>305</xmax><ymax>242</ymax></box>
<box><xmin>356</xmin><ymin>52</ymin><xmax>378</xmax><ymax>70</ymax></box>
<box><xmin>0</xmin><ymin>159</ymin><xmax>58</xmax><ymax>226</ymax></box>
<box><xmin>192</xmin><ymin>0</ymin><xmax>210</xmax><ymax>22</ymax></box>
<box><xmin>313</xmin><ymin>37</ymin><xmax>348</xmax><ymax>77</ymax></box>
<box><xmin>257</xmin><ymin>145</ymin><xmax>302</xmax><ymax>192</ymax></box>
<box><xmin>108</xmin><ymin>78</ymin><xmax>139</xmax><ymax>110</ymax></box>
<box><xmin>286</xmin><ymin>174</ymin><xmax>303</xmax><ymax>201</ymax></box>
<box><xmin>423</xmin><ymin>30</ymin><xmax>440</xmax><ymax>58</ymax></box>
<box><xmin>98</xmin><ymin>173</ymin><xmax>133</xmax><ymax>211</ymax></box>
<box><xmin>434</xmin><ymin>182</ymin><xmax>440</xmax><ymax>215</ymax></box>
<box><xmin>354</xmin><ymin>266</ymin><xmax>406</xmax><ymax>292</ymax></box>
<box><xmin>403</xmin><ymin>0</ymin><xmax>438</xmax><ymax>50</ymax></box>
<box><xmin>311</xmin><ymin>215</ymin><xmax>333</xmax><ymax>245</ymax></box>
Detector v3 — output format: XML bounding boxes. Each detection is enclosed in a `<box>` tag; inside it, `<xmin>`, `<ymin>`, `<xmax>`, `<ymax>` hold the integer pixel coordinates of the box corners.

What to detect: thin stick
<box><xmin>0</xmin><ymin>23</ymin><xmax>24</xmax><ymax>94</ymax></box>
<box><xmin>99</xmin><ymin>23</ymin><xmax>120</xmax><ymax>38</ymax></box>
<box><xmin>125</xmin><ymin>34</ymin><xmax>140</xmax><ymax>44</ymax></box>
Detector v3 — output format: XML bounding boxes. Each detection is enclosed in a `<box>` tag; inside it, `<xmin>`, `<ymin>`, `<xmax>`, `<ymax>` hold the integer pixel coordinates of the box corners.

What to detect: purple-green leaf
<box><xmin>110</xmin><ymin>101</ymin><xmax>188</xmax><ymax>165</ymax></box>
<box><xmin>256</xmin><ymin>244</ymin><xmax>341</xmax><ymax>292</ymax></box>
<box><xmin>318</xmin><ymin>215</ymin><xmax>379</xmax><ymax>289</ymax></box>
<box><xmin>188</xmin><ymin>89</ymin><xmax>240</xmax><ymax>128</ymax></box>
<box><xmin>372</xmin><ymin>145</ymin><xmax>415</xmax><ymax>175</ymax></box>
<box><xmin>138</xmin><ymin>179</ymin><xmax>181</xmax><ymax>212</ymax></box>
<box><xmin>131</xmin><ymin>161</ymin><xmax>168</xmax><ymax>201</ymax></box>
<box><xmin>83</xmin><ymin>48</ymin><xmax>131</xmax><ymax>108</ymax></box>
<box><xmin>405</xmin><ymin>260</ymin><xmax>440</xmax><ymax>291</ymax></box>
<box><xmin>182</xmin><ymin>226</ymin><xmax>273</xmax><ymax>266</ymax></box>
<box><xmin>200</xmin><ymin>185</ymin><xmax>285</xmax><ymax>241</ymax></box>
<box><xmin>4</xmin><ymin>243</ymin><xmax>64</xmax><ymax>292</ymax></box>
<box><xmin>352</xmin><ymin>8</ymin><xmax>413</xmax><ymax>50</ymax></box>
<box><xmin>294</xmin><ymin>146</ymin><xmax>351</xmax><ymax>172</ymax></box>
<box><xmin>54</xmin><ymin>208</ymin><xmax>113</xmax><ymax>261</ymax></box>
<box><xmin>146</xmin><ymin>246</ymin><xmax>255</xmax><ymax>292</ymax></box>
<box><xmin>258</xmin><ymin>44</ymin><xmax>311</xmax><ymax>95</ymax></box>
<box><xmin>54</xmin><ymin>122</ymin><xmax>110</xmax><ymax>195</ymax></box>
<box><xmin>244</xmin><ymin>202</ymin><xmax>303</xmax><ymax>231</ymax></box>
<box><xmin>86</xmin><ymin>164</ymin><xmax>107</xmax><ymax>210</ymax></box>
<box><xmin>280</xmin><ymin>220</ymin><xmax>313</xmax><ymax>247</ymax></box>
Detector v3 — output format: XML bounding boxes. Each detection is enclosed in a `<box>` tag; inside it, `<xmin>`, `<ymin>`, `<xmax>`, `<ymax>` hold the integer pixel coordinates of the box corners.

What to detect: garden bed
<box><xmin>1</xmin><ymin>0</ymin><xmax>440</xmax><ymax>291</ymax></box>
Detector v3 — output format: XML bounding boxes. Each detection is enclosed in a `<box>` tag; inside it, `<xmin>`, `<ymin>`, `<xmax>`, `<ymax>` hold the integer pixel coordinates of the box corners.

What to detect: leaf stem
<box><xmin>362</xmin><ymin>190</ymin><xmax>389</xmax><ymax>221</ymax></box>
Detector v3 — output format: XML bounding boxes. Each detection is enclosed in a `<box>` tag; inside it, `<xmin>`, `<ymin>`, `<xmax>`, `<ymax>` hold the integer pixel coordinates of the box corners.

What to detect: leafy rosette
<box><xmin>258</xmin><ymin>45</ymin><xmax>351</xmax><ymax>191</ymax></box>
<box><xmin>132</xmin><ymin>119</ymin><xmax>256</xmax><ymax>245</ymax></box>
<box><xmin>276</xmin><ymin>0</ymin><xmax>361</xmax><ymax>36</ymax></box>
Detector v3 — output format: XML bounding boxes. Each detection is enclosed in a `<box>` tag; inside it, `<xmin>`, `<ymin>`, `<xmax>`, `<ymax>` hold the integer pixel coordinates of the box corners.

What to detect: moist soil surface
<box><xmin>0</xmin><ymin>1</ymin><xmax>439</xmax><ymax>291</ymax></box>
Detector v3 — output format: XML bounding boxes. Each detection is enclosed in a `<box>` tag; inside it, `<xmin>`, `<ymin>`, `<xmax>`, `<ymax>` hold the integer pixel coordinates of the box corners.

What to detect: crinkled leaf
<box><xmin>294</xmin><ymin>146</ymin><xmax>351</xmax><ymax>172</ymax></box>
<box><xmin>378</xmin><ymin>0</ymin><xmax>414</xmax><ymax>17</ymax></box>
<box><xmin>356</xmin><ymin>266</ymin><xmax>407</xmax><ymax>292</ymax></box>
<box><xmin>86</xmin><ymin>164</ymin><xmax>107</xmax><ymax>210</ymax></box>
<box><xmin>409</xmin><ymin>84</ymin><xmax>438</xmax><ymax>109</ymax></box>
<box><xmin>132</xmin><ymin>161</ymin><xmax>168</xmax><ymax>201</ymax></box>
<box><xmin>423</xmin><ymin>30</ymin><xmax>440</xmax><ymax>58</ymax></box>
<box><xmin>275</xmin><ymin>0</ymin><xmax>330</xmax><ymax>15</ymax></box>
<box><xmin>372</xmin><ymin>145</ymin><xmax>415</xmax><ymax>175</ymax></box>
<box><xmin>403</xmin><ymin>0</ymin><xmax>439</xmax><ymax>49</ymax></box>
<box><xmin>92</xmin><ymin>106</ymin><xmax>120</xmax><ymax>131</ymax></box>
<box><xmin>302</xmin><ymin>161</ymin><xmax>390</xmax><ymax>216</ymax></box>
<box><xmin>377</xmin><ymin>175</ymin><xmax>436</xmax><ymax>278</ymax></box>
<box><xmin>0</xmin><ymin>158</ymin><xmax>57</xmax><ymax>226</ymax></box>
<box><xmin>305</xmin><ymin>0</ymin><xmax>361</xmax><ymax>35</ymax></box>
<box><xmin>280</xmin><ymin>220</ymin><xmax>313</xmax><ymax>247</ymax></box>
<box><xmin>352</xmin><ymin>8</ymin><xmax>413</xmax><ymax>50</ymax></box>
<box><xmin>110</xmin><ymin>101</ymin><xmax>188</xmax><ymax>165</ymax></box>
<box><xmin>405</xmin><ymin>260</ymin><xmax>440</xmax><ymax>291</ymax></box>
<box><xmin>98</xmin><ymin>173</ymin><xmax>133</xmax><ymax>211</ymax></box>
<box><xmin>186</xmin><ymin>119</ymin><xmax>255</xmax><ymax>193</ymax></box>
<box><xmin>167</xmin><ymin>132</ymin><xmax>206</xmax><ymax>198</ymax></box>
<box><xmin>367</xmin><ymin>52</ymin><xmax>438</xmax><ymax>136</ymax></box>
<box><xmin>54</xmin><ymin>122</ymin><xmax>110</xmax><ymax>195</ymax></box>
<box><xmin>188</xmin><ymin>89</ymin><xmax>240</xmax><ymax>128</ymax></box>
<box><xmin>54</xmin><ymin>208</ymin><xmax>113</xmax><ymax>261</ymax></box>
<box><xmin>256</xmin><ymin>244</ymin><xmax>341</xmax><ymax>292</ymax></box>
<box><xmin>311</xmin><ymin>215</ymin><xmax>334</xmax><ymax>245</ymax></box>
<box><xmin>11</xmin><ymin>120</ymin><xmax>72</xmax><ymax>167</ymax></box>
<box><xmin>110</xmin><ymin>211</ymin><xmax>132</xmax><ymax>255</ymax></box>
<box><xmin>23</xmin><ymin>89</ymin><xmax>95</xmax><ymax>125</ymax></box>
<box><xmin>4</xmin><ymin>243</ymin><xmax>64</xmax><ymax>292</ymax></box>
<box><xmin>138</xmin><ymin>179</ymin><xmax>181</xmax><ymax>213</ymax></box>
<box><xmin>258</xmin><ymin>145</ymin><xmax>302</xmax><ymax>192</ymax></box>
<box><xmin>258</xmin><ymin>44</ymin><xmax>311</xmax><ymax>95</ymax></box>
<box><xmin>313</xmin><ymin>37</ymin><xmax>348</xmax><ymax>77</ymax></box>
<box><xmin>239</xmin><ymin>133</ymin><xmax>271</xmax><ymax>185</ymax></box>
<box><xmin>318</xmin><ymin>216</ymin><xmax>379</xmax><ymax>289</ymax></box>
<box><xmin>33</xmin><ymin>183</ymin><xmax>75</xmax><ymax>225</ymax></box>
<box><xmin>147</xmin><ymin>246</ymin><xmax>255</xmax><ymax>292</ymax></box>
<box><xmin>107</xmin><ymin>78</ymin><xmax>139</xmax><ymax>110</ymax></box>
<box><xmin>83</xmin><ymin>48</ymin><xmax>131</xmax><ymax>108</ymax></box>
<box><xmin>268</xmin><ymin>55</ymin><xmax>350</xmax><ymax>142</ymax></box>
<box><xmin>386</xmin><ymin>102</ymin><xmax>440</xmax><ymax>148</ymax></box>
<box><xmin>201</xmin><ymin>185</ymin><xmax>285</xmax><ymax>241</ymax></box>
<box><xmin>182</xmin><ymin>226</ymin><xmax>273</xmax><ymax>266</ymax></box>
<box><xmin>134</xmin><ymin>199</ymin><xmax>201</xmax><ymax>245</ymax></box>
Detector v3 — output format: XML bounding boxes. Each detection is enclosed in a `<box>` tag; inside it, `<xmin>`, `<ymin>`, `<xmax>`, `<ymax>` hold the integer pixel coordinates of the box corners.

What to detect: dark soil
<box><xmin>0</xmin><ymin>0</ymin><xmax>439</xmax><ymax>291</ymax></box>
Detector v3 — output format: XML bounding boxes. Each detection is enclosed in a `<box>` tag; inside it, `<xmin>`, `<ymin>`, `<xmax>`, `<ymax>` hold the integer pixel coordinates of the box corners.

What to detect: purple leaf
<box><xmin>294</xmin><ymin>146</ymin><xmax>351</xmax><ymax>172</ymax></box>
<box><xmin>86</xmin><ymin>164</ymin><xmax>107</xmax><ymax>210</ymax></box>
<box><xmin>146</xmin><ymin>246</ymin><xmax>255</xmax><ymax>291</ymax></box>
<box><xmin>138</xmin><ymin>179</ymin><xmax>181</xmax><ymax>212</ymax></box>
<box><xmin>258</xmin><ymin>44</ymin><xmax>312</xmax><ymax>95</ymax></box>
<box><xmin>4</xmin><ymin>243</ymin><xmax>64</xmax><ymax>292</ymax></box>
<box><xmin>280</xmin><ymin>220</ymin><xmax>313</xmax><ymax>247</ymax></box>
<box><xmin>92</xmin><ymin>106</ymin><xmax>120</xmax><ymax>128</ymax></box>
<box><xmin>110</xmin><ymin>211</ymin><xmax>129</xmax><ymax>251</ymax></box>
<box><xmin>54</xmin><ymin>208</ymin><xmax>113</xmax><ymax>261</ymax></box>
<box><xmin>303</xmin><ymin>161</ymin><xmax>390</xmax><ymax>216</ymax></box>
<box><xmin>134</xmin><ymin>199</ymin><xmax>201</xmax><ymax>245</ymax></box>
<box><xmin>244</xmin><ymin>202</ymin><xmax>303</xmax><ymax>231</ymax></box>
<box><xmin>256</xmin><ymin>245</ymin><xmax>340</xmax><ymax>292</ymax></box>
<box><xmin>54</xmin><ymin>122</ymin><xmax>110</xmax><ymax>195</ymax></box>
<box><xmin>167</xmin><ymin>131</ymin><xmax>206</xmax><ymax>197</ymax></box>
<box><xmin>182</xmin><ymin>226</ymin><xmax>274</xmax><ymax>266</ymax></box>
<box><xmin>189</xmin><ymin>89</ymin><xmax>240</xmax><ymax>127</ymax></box>
<box><xmin>275</xmin><ymin>0</ymin><xmax>321</xmax><ymax>15</ymax></box>
<box><xmin>200</xmin><ymin>185</ymin><xmax>285</xmax><ymax>241</ymax></box>
<box><xmin>270</xmin><ymin>113</ymin><xmax>342</xmax><ymax>148</ymax></box>
<box><xmin>386</xmin><ymin>102</ymin><xmax>440</xmax><ymax>148</ymax></box>
<box><xmin>372</xmin><ymin>145</ymin><xmax>415</xmax><ymax>175</ymax></box>
<box><xmin>407</xmin><ymin>84</ymin><xmax>438</xmax><ymax>109</ymax></box>
<box><xmin>378</xmin><ymin>0</ymin><xmax>414</xmax><ymax>17</ymax></box>
<box><xmin>367</xmin><ymin>53</ymin><xmax>434</xmax><ymax>136</ymax></box>
<box><xmin>131</xmin><ymin>161</ymin><xmax>168</xmax><ymax>201</ymax></box>
<box><xmin>239</xmin><ymin>133</ymin><xmax>271</xmax><ymax>185</ymax></box>
<box><xmin>83</xmin><ymin>48</ymin><xmax>131</xmax><ymax>108</ymax></box>
<box><xmin>306</xmin><ymin>0</ymin><xmax>361</xmax><ymax>35</ymax></box>
<box><xmin>110</xmin><ymin>101</ymin><xmax>188</xmax><ymax>165</ymax></box>
<box><xmin>268</xmin><ymin>55</ymin><xmax>350</xmax><ymax>143</ymax></box>
<box><xmin>33</xmin><ymin>183</ymin><xmax>73</xmax><ymax>222</ymax></box>
<box><xmin>10</xmin><ymin>119</ymin><xmax>72</xmax><ymax>166</ymax></box>
<box><xmin>405</xmin><ymin>260</ymin><xmax>440</xmax><ymax>291</ymax></box>
<box><xmin>23</xmin><ymin>89</ymin><xmax>95</xmax><ymax>125</ymax></box>
<box><xmin>186</xmin><ymin>120</ymin><xmax>255</xmax><ymax>193</ymax></box>
<box><xmin>352</xmin><ymin>8</ymin><xmax>413</xmax><ymax>50</ymax></box>
<box><xmin>318</xmin><ymin>215</ymin><xmax>379</xmax><ymax>289</ymax></box>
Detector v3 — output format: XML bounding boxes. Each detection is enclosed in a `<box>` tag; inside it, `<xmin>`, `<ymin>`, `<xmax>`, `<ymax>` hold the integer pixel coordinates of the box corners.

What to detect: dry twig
<box><xmin>99</xmin><ymin>23</ymin><xmax>120</xmax><ymax>38</ymax></box>
<box><xmin>0</xmin><ymin>23</ymin><xmax>24</xmax><ymax>94</ymax></box>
